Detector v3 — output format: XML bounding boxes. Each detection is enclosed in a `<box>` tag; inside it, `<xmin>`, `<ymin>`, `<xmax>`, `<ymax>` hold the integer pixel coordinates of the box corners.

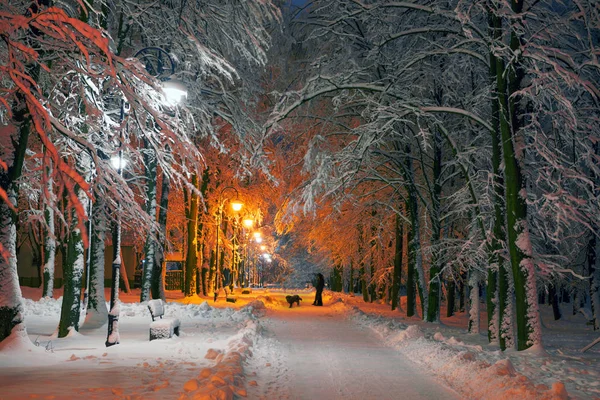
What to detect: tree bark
<box><xmin>83</xmin><ymin>197</ymin><xmax>108</xmax><ymax>329</ymax></box>
<box><xmin>42</xmin><ymin>161</ymin><xmax>56</xmax><ymax>298</ymax></box>
<box><xmin>496</xmin><ymin>1</ymin><xmax>542</xmax><ymax>350</ymax></box>
<box><xmin>446</xmin><ymin>278</ymin><xmax>455</xmax><ymax>317</ymax></box>
<box><xmin>402</xmin><ymin>145</ymin><xmax>427</xmax><ymax>318</ymax></box>
<box><xmin>468</xmin><ymin>271</ymin><xmax>480</xmax><ymax>334</ymax></box>
<box><xmin>0</xmin><ymin>95</ymin><xmax>33</xmax><ymax>344</ymax></box>
<box><xmin>588</xmin><ymin>234</ymin><xmax>600</xmax><ymax>330</ymax></box>
<box><xmin>391</xmin><ymin>212</ymin><xmax>403</xmax><ymax>311</ymax></box>
<box><xmin>426</xmin><ymin>130</ymin><xmax>442</xmax><ymax>323</ymax></box>
<box><xmin>152</xmin><ymin>173</ymin><xmax>170</xmax><ymax>301</ymax></box>
<box><xmin>549</xmin><ymin>280</ymin><xmax>562</xmax><ymax>321</ymax></box>
<box><xmin>185</xmin><ymin>174</ymin><xmax>199</xmax><ymax>297</ymax></box>
<box><xmin>58</xmin><ymin>187</ymin><xmax>87</xmax><ymax>338</ymax></box>
<box><xmin>140</xmin><ymin>144</ymin><xmax>158</xmax><ymax>302</ymax></box>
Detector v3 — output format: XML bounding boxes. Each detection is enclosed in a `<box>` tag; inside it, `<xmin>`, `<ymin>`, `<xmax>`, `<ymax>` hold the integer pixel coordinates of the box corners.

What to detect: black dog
<box><xmin>286</xmin><ymin>295</ymin><xmax>302</xmax><ymax>308</ymax></box>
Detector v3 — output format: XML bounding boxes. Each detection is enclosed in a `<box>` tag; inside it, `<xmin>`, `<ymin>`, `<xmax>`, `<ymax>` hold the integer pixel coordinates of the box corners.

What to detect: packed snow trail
<box><xmin>247</xmin><ymin>297</ymin><xmax>459</xmax><ymax>399</ymax></box>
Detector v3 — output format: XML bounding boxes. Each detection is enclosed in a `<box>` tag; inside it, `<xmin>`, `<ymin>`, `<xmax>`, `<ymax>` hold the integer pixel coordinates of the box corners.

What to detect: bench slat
<box><xmin>148</xmin><ymin>299</ymin><xmax>165</xmax><ymax>320</ymax></box>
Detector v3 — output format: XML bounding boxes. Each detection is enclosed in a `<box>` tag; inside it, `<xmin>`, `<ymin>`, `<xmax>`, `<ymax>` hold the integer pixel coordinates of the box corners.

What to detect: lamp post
<box><xmin>214</xmin><ymin>187</ymin><xmax>243</xmax><ymax>295</ymax></box>
<box><xmin>106</xmin><ymin>47</ymin><xmax>187</xmax><ymax>346</ymax></box>
<box><xmin>106</xmin><ymin>99</ymin><xmax>128</xmax><ymax>347</ymax></box>
<box><xmin>250</xmin><ymin>232</ymin><xmax>262</xmax><ymax>287</ymax></box>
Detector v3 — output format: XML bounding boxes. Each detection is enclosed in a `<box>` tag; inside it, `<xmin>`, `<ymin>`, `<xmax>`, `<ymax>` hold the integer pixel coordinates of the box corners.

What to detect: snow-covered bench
<box><xmin>147</xmin><ymin>299</ymin><xmax>180</xmax><ymax>341</ymax></box>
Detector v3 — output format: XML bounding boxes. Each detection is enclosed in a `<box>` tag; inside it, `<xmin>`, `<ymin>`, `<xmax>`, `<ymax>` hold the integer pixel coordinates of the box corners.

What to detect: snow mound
<box><xmin>243</xmin><ymin>300</ymin><xmax>267</xmax><ymax>317</ymax></box>
<box><xmin>0</xmin><ymin>323</ymin><xmax>37</xmax><ymax>353</ymax></box>
<box><xmin>351</xmin><ymin>308</ymin><xmax>572</xmax><ymax>400</ymax></box>
<box><xmin>388</xmin><ymin>325</ymin><xmax>424</xmax><ymax>345</ymax></box>
<box><xmin>490</xmin><ymin>359</ymin><xmax>516</xmax><ymax>376</ymax></box>
<box><xmin>22</xmin><ymin>296</ymin><xmax>62</xmax><ymax>317</ymax></box>
<box><xmin>182</xmin><ymin>320</ymin><xmax>259</xmax><ymax>399</ymax></box>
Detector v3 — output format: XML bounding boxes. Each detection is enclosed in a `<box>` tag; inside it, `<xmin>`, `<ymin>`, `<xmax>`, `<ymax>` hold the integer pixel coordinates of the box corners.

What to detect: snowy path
<box><xmin>247</xmin><ymin>299</ymin><xmax>459</xmax><ymax>399</ymax></box>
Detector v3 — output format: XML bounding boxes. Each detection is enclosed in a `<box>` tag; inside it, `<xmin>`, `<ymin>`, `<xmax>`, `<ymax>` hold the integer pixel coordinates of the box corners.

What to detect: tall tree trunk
<box><xmin>549</xmin><ymin>280</ymin><xmax>562</xmax><ymax>321</ymax></box>
<box><xmin>83</xmin><ymin>197</ymin><xmax>108</xmax><ymax>329</ymax></box>
<box><xmin>58</xmin><ymin>187</ymin><xmax>87</xmax><ymax>338</ymax></box>
<box><xmin>404</xmin><ymin>147</ymin><xmax>427</xmax><ymax>318</ymax></box>
<box><xmin>196</xmin><ymin>169</ymin><xmax>210</xmax><ymax>295</ymax></box>
<box><xmin>426</xmin><ymin>131</ymin><xmax>443</xmax><ymax>323</ymax></box>
<box><xmin>496</xmin><ymin>2</ymin><xmax>542</xmax><ymax>350</ymax></box>
<box><xmin>468</xmin><ymin>271</ymin><xmax>480</xmax><ymax>334</ymax></box>
<box><xmin>406</xmin><ymin>204</ymin><xmax>416</xmax><ymax>318</ymax></box>
<box><xmin>0</xmin><ymin>192</ymin><xmax>25</xmax><ymax>344</ymax></box>
<box><xmin>588</xmin><ymin>234</ymin><xmax>600</xmax><ymax>330</ymax></box>
<box><xmin>357</xmin><ymin>225</ymin><xmax>369</xmax><ymax>302</ymax></box>
<box><xmin>0</xmin><ymin>95</ymin><xmax>34</xmax><ymax>344</ymax></box>
<box><xmin>360</xmin><ymin>265</ymin><xmax>368</xmax><ymax>302</ymax></box>
<box><xmin>458</xmin><ymin>272</ymin><xmax>466</xmax><ymax>312</ymax></box>
<box><xmin>140</xmin><ymin>145</ymin><xmax>157</xmax><ymax>302</ymax></box>
<box><xmin>486</xmin><ymin>8</ymin><xmax>502</xmax><ymax>344</ymax></box>
<box><xmin>391</xmin><ymin>212</ymin><xmax>403</xmax><ymax>311</ymax></box>
<box><xmin>369</xmin><ymin>216</ymin><xmax>377</xmax><ymax>302</ymax></box>
<box><xmin>185</xmin><ymin>174</ymin><xmax>199</xmax><ymax>297</ymax></box>
<box><xmin>42</xmin><ymin>161</ymin><xmax>56</xmax><ymax>298</ymax></box>
<box><xmin>208</xmin><ymin>248</ymin><xmax>216</xmax><ymax>295</ymax></box>
<box><xmin>446</xmin><ymin>277</ymin><xmax>455</xmax><ymax>317</ymax></box>
<box><xmin>152</xmin><ymin>173</ymin><xmax>170</xmax><ymax>301</ymax></box>
<box><xmin>332</xmin><ymin>264</ymin><xmax>343</xmax><ymax>292</ymax></box>
<box><xmin>201</xmin><ymin>254</ymin><xmax>209</xmax><ymax>296</ymax></box>
<box><xmin>589</xmin><ymin>142</ymin><xmax>600</xmax><ymax>330</ymax></box>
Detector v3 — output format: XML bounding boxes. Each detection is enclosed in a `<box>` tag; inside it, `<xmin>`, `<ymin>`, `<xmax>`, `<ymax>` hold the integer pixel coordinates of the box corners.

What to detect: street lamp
<box><xmin>215</xmin><ymin>186</ymin><xmax>243</xmax><ymax>295</ymax></box>
<box><xmin>162</xmin><ymin>79</ymin><xmax>188</xmax><ymax>105</ymax></box>
<box><xmin>110</xmin><ymin>156</ymin><xmax>128</xmax><ymax>170</ymax></box>
<box><xmin>105</xmin><ymin>97</ymin><xmax>129</xmax><ymax>347</ymax></box>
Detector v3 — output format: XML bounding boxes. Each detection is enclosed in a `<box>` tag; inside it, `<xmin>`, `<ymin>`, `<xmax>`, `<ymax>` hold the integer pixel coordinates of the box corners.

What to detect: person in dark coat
<box><xmin>313</xmin><ymin>273</ymin><xmax>325</xmax><ymax>306</ymax></box>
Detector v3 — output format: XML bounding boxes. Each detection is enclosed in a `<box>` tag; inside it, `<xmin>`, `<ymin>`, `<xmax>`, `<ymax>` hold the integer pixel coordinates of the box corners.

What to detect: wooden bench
<box><xmin>226</xmin><ymin>296</ymin><xmax>237</xmax><ymax>303</ymax></box>
<box><xmin>147</xmin><ymin>299</ymin><xmax>180</xmax><ymax>341</ymax></box>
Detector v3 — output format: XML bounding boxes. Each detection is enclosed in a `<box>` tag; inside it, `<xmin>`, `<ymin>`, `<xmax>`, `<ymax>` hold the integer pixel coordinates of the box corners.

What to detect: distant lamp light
<box><xmin>253</xmin><ymin>232</ymin><xmax>261</xmax><ymax>239</ymax></box>
<box><xmin>243</xmin><ymin>218</ymin><xmax>254</xmax><ymax>228</ymax></box>
<box><xmin>231</xmin><ymin>199</ymin><xmax>243</xmax><ymax>212</ymax></box>
<box><xmin>255</xmin><ymin>237</ymin><xmax>263</xmax><ymax>243</ymax></box>
<box><xmin>260</xmin><ymin>245</ymin><xmax>266</xmax><ymax>251</ymax></box>
<box><xmin>162</xmin><ymin>79</ymin><xmax>188</xmax><ymax>105</ymax></box>
<box><xmin>110</xmin><ymin>156</ymin><xmax>128</xmax><ymax>170</ymax></box>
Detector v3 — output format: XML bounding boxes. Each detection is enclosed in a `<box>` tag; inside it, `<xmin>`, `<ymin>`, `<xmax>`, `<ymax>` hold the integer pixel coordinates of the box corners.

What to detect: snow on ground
<box><xmin>0</xmin><ymin>288</ymin><xmax>265</xmax><ymax>399</ymax></box>
<box><xmin>328</xmin><ymin>292</ymin><xmax>600</xmax><ymax>400</ymax></box>
<box><xmin>0</xmin><ymin>287</ymin><xmax>599</xmax><ymax>399</ymax></box>
<box><xmin>245</xmin><ymin>296</ymin><xmax>459</xmax><ymax>399</ymax></box>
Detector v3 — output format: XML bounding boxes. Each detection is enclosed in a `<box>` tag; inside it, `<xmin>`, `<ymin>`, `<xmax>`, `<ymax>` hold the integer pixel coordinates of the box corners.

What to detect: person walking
<box><xmin>313</xmin><ymin>273</ymin><xmax>324</xmax><ymax>306</ymax></box>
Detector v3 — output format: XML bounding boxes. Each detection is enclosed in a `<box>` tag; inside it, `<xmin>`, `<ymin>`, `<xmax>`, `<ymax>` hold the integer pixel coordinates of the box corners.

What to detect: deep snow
<box><xmin>0</xmin><ymin>287</ymin><xmax>598</xmax><ymax>399</ymax></box>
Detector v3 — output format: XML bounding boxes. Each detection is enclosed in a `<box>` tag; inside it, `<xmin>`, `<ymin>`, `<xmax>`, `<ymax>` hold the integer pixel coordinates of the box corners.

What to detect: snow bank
<box><xmin>21</xmin><ymin>296</ymin><xmax>255</xmax><ymax>323</ymax></box>
<box><xmin>0</xmin><ymin>323</ymin><xmax>37</xmax><ymax>353</ymax></box>
<box><xmin>182</xmin><ymin>319</ymin><xmax>260</xmax><ymax>399</ymax></box>
<box><xmin>4</xmin><ymin>293</ymin><xmax>267</xmax><ymax>398</ymax></box>
<box><xmin>350</xmin><ymin>308</ymin><xmax>570</xmax><ymax>400</ymax></box>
